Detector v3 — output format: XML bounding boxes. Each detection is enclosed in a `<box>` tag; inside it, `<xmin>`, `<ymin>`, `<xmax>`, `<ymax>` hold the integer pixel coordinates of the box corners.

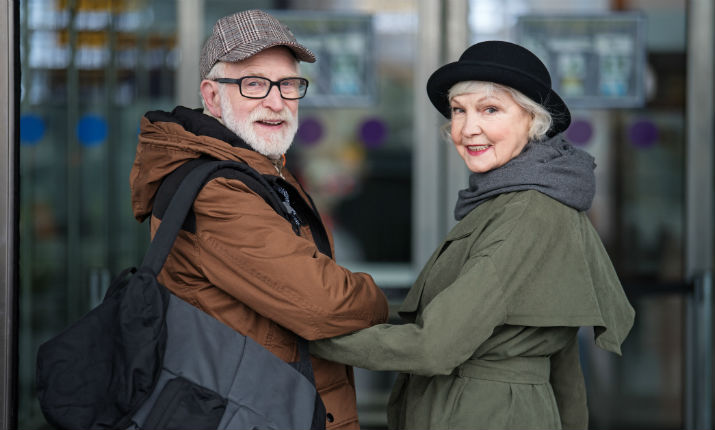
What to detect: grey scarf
<box><xmin>454</xmin><ymin>134</ymin><xmax>596</xmax><ymax>220</ymax></box>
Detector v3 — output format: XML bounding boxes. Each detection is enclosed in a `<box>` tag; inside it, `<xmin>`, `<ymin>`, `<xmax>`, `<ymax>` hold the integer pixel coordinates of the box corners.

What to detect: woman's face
<box><xmin>449</xmin><ymin>85</ymin><xmax>532</xmax><ymax>174</ymax></box>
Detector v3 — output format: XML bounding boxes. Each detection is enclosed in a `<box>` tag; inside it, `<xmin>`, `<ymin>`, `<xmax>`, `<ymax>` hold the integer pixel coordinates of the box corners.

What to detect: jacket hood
<box><xmin>129</xmin><ymin>106</ymin><xmax>281</xmax><ymax>222</ymax></box>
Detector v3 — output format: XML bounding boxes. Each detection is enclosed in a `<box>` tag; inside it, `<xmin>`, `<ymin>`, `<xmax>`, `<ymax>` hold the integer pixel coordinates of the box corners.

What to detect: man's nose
<box><xmin>262</xmin><ymin>85</ymin><xmax>285</xmax><ymax>111</ymax></box>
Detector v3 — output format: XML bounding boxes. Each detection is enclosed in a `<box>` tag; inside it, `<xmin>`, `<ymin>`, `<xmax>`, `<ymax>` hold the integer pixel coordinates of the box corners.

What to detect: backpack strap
<box><xmin>153</xmin><ymin>157</ymin><xmax>296</xmax><ymax>234</ymax></box>
<box><xmin>153</xmin><ymin>157</ymin><xmax>333</xmax><ymax>258</ymax></box>
<box><xmin>142</xmin><ymin>160</ymin><xmax>266</xmax><ymax>275</ymax></box>
<box><xmin>148</xmin><ymin>158</ymin><xmax>329</xmax><ymax>426</ymax></box>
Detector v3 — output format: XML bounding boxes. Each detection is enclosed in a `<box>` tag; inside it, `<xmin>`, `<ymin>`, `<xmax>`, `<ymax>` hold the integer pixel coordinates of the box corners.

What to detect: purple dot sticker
<box><xmin>565</xmin><ymin>119</ymin><xmax>593</xmax><ymax>146</ymax></box>
<box><xmin>296</xmin><ymin>117</ymin><xmax>323</xmax><ymax>146</ymax></box>
<box><xmin>628</xmin><ymin>120</ymin><xmax>659</xmax><ymax>149</ymax></box>
<box><xmin>359</xmin><ymin>118</ymin><xmax>387</xmax><ymax>149</ymax></box>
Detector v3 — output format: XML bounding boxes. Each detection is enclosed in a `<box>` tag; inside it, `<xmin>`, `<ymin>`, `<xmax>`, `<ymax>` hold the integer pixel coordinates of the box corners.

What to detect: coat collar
<box><xmin>398</xmin><ymin>224</ymin><xmax>476</xmax><ymax>317</ymax></box>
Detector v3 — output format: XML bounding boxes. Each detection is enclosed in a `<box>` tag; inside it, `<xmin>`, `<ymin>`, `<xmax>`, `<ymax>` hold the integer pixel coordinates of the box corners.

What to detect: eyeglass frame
<box><xmin>212</xmin><ymin>76</ymin><xmax>309</xmax><ymax>100</ymax></box>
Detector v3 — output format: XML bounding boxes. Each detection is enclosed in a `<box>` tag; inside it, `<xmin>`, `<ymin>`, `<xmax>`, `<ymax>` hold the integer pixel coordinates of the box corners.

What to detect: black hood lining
<box><xmin>145</xmin><ymin>106</ymin><xmax>253</xmax><ymax>151</ymax></box>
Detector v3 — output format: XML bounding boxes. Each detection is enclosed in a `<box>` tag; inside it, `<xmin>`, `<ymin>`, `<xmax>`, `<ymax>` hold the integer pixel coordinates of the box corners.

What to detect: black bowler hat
<box><xmin>426</xmin><ymin>41</ymin><xmax>571</xmax><ymax>136</ymax></box>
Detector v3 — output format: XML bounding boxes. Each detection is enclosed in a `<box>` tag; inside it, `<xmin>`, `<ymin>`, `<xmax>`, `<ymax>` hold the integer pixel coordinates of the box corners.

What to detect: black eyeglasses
<box><xmin>213</xmin><ymin>76</ymin><xmax>309</xmax><ymax>100</ymax></box>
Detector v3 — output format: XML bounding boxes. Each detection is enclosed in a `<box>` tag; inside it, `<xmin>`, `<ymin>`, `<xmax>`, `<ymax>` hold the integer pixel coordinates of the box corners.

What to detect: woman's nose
<box><xmin>463</xmin><ymin>114</ymin><xmax>482</xmax><ymax>136</ymax></box>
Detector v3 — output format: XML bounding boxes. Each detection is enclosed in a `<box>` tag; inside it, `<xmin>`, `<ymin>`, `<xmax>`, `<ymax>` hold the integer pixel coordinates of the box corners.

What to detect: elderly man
<box><xmin>129</xmin><ymin>9</ymin><xmax>389</xmax><ymax>429</ymax></box>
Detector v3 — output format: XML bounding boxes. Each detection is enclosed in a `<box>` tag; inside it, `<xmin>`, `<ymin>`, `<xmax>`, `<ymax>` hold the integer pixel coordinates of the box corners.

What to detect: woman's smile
<box><xmin>465</xmin><ymin>144</ymin><xmax>492</xmax><ymax>155</ymax></box>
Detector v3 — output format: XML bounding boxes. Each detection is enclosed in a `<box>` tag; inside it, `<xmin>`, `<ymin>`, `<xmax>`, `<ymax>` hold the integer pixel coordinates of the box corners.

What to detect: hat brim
<box><xmin>219</xmin><ymin>39</ymin><xmax>316</xmax><ymax>64</ymax></box>
<box><xmin>426</xmin><ymin>61</ymin><xmax>571</xmax><ymax>136</ymax></box>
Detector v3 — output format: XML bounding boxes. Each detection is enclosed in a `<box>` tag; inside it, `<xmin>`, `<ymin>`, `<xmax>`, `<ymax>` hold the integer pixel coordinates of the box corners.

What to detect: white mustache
<box><xmin>248</xmin><ymin>107</ymin><xmax>295</xmax><ymax>124</ymax></box>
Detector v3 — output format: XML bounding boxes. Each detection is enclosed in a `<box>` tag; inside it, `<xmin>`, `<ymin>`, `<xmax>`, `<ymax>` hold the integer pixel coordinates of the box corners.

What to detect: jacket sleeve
<box><xmin>191</xmin><ymin>176</ymin><xmax>389</xmax><ymax>340</ymax></box>
<box><xmin>310</xmin><ymin>254</ymin><xmax>509</xmax><ymax>376</ymax></box>
<box><xmin>550</xmin><ymin>332</ymin><xmax>588</xmax><ymax>429</ymax></box>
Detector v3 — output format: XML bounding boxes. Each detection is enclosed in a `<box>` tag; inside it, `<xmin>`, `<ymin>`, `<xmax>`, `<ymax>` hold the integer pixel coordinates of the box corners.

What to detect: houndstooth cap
<box><xmin>200</xmin><ymin>9</ymin><xmax>316</xmax><ymax>80</ymax></box>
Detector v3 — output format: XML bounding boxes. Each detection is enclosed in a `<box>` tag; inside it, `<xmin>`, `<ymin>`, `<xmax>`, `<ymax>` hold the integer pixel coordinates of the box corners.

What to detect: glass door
<box><xmin>16</xmin><ymin>0</ymin><xmax>420</xmax><ymax>427</ymax></box>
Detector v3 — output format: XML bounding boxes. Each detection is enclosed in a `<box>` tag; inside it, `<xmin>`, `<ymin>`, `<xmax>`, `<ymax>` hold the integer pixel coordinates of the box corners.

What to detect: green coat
<box><xmin>311</xmin><ymin>190</ymin><xmax>635</xmax><ymax>429</ymax></box>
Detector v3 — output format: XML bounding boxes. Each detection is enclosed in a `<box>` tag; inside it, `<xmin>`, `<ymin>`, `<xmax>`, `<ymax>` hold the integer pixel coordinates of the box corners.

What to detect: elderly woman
<box><xmin>311</xmin><ymin>41</ymin><xmax>634</xmax><ymax>429</ymax></box>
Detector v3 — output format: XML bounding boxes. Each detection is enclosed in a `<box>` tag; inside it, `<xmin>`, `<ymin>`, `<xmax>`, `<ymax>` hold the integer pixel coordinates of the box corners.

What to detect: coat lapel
<box><xmin>398</xmin><ymin>219</ymin><xmax>476</xmax><ymax>318</ymax></box>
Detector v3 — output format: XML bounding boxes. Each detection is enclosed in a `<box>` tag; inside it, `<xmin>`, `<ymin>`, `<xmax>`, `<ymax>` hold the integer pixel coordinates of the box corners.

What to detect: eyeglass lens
<box><xmin>241</xmin><ymin>77</ymin><xmax>307</xmax><ymax>99</ymax></box>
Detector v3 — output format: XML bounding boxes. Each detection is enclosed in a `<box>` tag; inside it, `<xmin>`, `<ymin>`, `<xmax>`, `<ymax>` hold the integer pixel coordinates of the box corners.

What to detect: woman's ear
<box><xmin>200</xmin><ymin>80</ymin><xmax>222</xmax><ymax>118</ymax></box>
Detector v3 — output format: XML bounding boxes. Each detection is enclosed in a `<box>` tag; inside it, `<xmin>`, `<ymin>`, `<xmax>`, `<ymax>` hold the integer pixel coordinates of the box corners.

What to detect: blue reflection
<box><xmin>77</xmin><ymin>114</ymin><xmax>108</xmax><ymax>147</ymax></box>
<box><xmin>20</xmin><ymin>114</ymin><xmax>45</xmax><ymax>145</ymax></box>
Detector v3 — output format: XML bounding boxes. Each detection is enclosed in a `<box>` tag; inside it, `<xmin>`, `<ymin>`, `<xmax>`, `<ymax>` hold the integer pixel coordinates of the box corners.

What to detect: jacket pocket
<box><xmin>142</xmin><ymin>376</ymin><xmax>226</xmax><ymax>429</ymax></box>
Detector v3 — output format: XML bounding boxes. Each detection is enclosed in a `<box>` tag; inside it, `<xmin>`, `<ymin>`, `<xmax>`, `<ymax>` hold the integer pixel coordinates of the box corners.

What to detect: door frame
<box><xmin>0</xmin><ymin>2</ymin><xmax>19</xmax><ymax>430</ymax></box>
<box><xmin>684</xmin><ymin>0</ymin><xmax>714</xmax><ymax>428</ymax></box>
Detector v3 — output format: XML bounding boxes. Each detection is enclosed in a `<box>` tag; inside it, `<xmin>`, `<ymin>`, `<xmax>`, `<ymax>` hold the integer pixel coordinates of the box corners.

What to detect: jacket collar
<box><xmin>145</xmin><ymin>106</ymin><xmax>256</xmax><ymax>152</ymax></box>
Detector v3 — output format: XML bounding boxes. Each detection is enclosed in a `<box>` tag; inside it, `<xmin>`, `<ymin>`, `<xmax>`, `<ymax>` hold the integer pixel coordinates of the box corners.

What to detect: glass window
<box><xmin>18</xmin><ymin>0</ymin><xmax>416</xmax><ymax>427</ymax></box>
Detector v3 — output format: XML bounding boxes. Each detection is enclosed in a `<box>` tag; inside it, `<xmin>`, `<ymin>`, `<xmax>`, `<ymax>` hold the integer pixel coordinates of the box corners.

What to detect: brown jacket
<box><xmin>129</xmin><ymin>107</ymin><xmax>389</xmax><ymax>429</ymax></box>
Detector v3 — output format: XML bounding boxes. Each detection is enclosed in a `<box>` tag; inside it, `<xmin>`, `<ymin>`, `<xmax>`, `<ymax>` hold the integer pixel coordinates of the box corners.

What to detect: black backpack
<box><xmin>36</xmin><ymin>159</ymin><xmax>330</xmax><ymax>429</ymax></box>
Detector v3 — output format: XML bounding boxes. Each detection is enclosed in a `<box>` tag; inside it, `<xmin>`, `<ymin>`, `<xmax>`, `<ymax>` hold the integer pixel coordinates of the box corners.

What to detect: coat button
<box><xmin>326</xmin><ymin>413</ymin><xmax>334</xmax><ymax>423</ymax></box>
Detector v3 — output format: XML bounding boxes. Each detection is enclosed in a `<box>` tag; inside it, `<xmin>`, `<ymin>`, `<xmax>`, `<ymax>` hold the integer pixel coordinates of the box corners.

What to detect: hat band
<box><xmin>458</xmin><ymin>60</ymin><xmax>551</xmax><ymax>91</ymax></box>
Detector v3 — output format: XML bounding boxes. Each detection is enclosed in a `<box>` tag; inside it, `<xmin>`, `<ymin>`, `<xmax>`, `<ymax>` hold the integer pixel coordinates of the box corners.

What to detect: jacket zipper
<box><xmin>272</xmin><ymin>154</ymin><xmax>286</xmax><ymax>179</ymax></box>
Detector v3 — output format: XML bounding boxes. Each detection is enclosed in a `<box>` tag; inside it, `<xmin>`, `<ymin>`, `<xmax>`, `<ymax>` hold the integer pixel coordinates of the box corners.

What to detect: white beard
<box><xmin>219</xmin><ymin>87</ymin><xmax>298</xmax><ymax>159</ymax></box>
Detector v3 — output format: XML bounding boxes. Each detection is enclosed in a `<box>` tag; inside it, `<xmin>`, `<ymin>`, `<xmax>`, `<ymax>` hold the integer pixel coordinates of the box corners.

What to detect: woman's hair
<box><xmin>443</xmin><ymin>81</ymin><xmax>552</xmax><ymax>142</ymax></box>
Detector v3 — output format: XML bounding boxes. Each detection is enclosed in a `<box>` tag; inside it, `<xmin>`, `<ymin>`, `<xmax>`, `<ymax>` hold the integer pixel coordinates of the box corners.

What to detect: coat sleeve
<box><xmin>310</xmin><ymin>253</ymin><xmax>509</xmax><ymax>376</ymax></box>
<box><xmin>191</xmin><ymin>177</ymin><xmax>389</xmax><ymax>340</ymax></box>
<box><xmin>310</xmin><ymin>192</ymin><xmax>573</xmax><ymax>376</ymax></box>
<box><xmin>550</xmin><ymin>332</ymin><xmax>588</xmax><ymax>429</ymax></box>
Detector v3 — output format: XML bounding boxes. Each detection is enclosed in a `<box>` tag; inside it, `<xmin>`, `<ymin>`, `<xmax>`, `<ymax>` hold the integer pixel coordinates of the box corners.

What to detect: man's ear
<box><xmin>200</xmin><ymin>80</ymin><xmax>222</xmax><ymax>118</ymax></box>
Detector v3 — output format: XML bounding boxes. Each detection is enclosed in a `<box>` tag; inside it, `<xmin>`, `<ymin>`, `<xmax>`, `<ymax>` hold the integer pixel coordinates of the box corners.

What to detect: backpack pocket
<box><xmin>142</xmin><ymin>376</ymin><xmax>226</xmax><ymax>429</ymax></box>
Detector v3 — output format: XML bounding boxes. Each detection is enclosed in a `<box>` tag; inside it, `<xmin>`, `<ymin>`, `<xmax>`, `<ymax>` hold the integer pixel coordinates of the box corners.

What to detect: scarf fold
<box><xmin>454</xmin><ymin>134</ymin><xmax>596</xmax><ymax>220</ymax></box>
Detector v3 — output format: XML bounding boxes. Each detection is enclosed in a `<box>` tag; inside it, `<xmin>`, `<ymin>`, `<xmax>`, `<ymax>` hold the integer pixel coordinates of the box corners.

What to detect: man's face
<box><xmin>218</xmin><ymin>46</ymin><xmax>300</xmax><ymax>159</ymax></box>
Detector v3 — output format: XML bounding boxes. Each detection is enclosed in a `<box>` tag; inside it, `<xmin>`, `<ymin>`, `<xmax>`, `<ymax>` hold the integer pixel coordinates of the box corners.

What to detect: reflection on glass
<box><xmin>19</xmin><ymin>0</ymin><xmax>178</xmax><ymax>427</ymax></box>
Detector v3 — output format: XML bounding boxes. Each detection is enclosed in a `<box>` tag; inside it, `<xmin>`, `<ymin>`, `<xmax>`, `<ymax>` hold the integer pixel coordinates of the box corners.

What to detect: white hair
<box><xmin>221</xmin><ymin>90</ymin><xmax>298</xmax><ymax>158</ymax></box>
<box><xmin>200</xmin><ymin>62</ymin><xmax>226</xmax><ymax>110</ymax></box>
